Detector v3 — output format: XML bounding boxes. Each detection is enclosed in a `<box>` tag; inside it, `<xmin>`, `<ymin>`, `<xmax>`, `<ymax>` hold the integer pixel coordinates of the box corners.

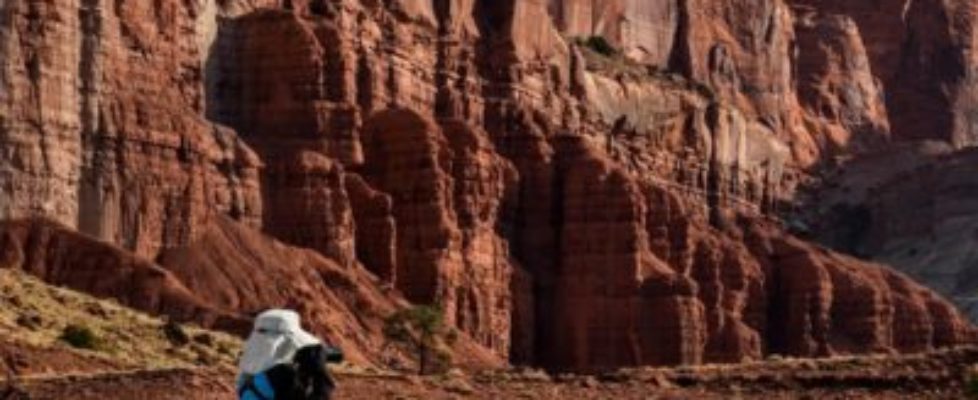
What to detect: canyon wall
<box><xmin>0</xmin><ymin>0</ymin><xmax>262</xmax><ymax>260</ymax></box>
<box><xmin>790</xmin><ymin>0</ymin><xmax>978</xmax><ymax>147</ymax></box>
<box><xmin>0</xmin><ymin>0</ymin><xmax>976</xmax><ymax>372</ymax></box>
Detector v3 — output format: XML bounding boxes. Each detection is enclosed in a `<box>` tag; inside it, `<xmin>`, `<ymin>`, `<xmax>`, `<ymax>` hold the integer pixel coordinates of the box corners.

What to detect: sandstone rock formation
<box><xmin>1</xmin><ymin>0</ymin><xmax>977</xmax><ymax>373</ymax></box>
<box><xmin>789</xmin><ymin>0</ymin><xmax>978</xmax><ymax>147</ymax></box>
<box><xmin>548</xmin><ymin>0</ymin><xmax>680</xmax><ymax>65</ymax></box>
<box><xmin>159</xmin><ymin>215</ymin><xmax>502</xmax><ymax>366</ymax></box>
<box><xmin>0</xmin><ymin>0</ymin><xmax>263</xmax><ymax>260</ymax></box>
<box><xmin>794</xmin><ymin>10</ymin><xmax>890</xmax><ymax>155</ymax></box>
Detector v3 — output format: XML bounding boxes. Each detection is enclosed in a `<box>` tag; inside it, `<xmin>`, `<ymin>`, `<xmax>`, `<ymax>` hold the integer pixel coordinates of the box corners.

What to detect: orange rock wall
<box><xmin>0</xmin><ymin>0</ymin><xmax>263</xmax><ymax>259</ymax></box>
<box><xmin>0</xmin><ymin>0</ymin><xmax>975</xmax><ymax>372</ymax></box>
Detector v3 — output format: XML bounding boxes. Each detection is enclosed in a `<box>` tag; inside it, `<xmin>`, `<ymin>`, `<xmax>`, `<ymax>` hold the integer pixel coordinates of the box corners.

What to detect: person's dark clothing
<box><xmin>239</xmin><ymin>344</ymin><xmax>339</xmax><ymax>400</ymax></box>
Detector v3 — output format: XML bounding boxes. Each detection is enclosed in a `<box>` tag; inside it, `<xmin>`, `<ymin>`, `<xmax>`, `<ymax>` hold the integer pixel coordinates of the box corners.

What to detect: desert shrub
<box><xmin>59</xmin><ymin>324</ymin><xmax>101</xmax><ymax>350</ymax></box>
<box><xmin>581</xmin><ymin>36</ymin><xmax>618</xmax><ymax>57</ymax></box>
<box><xmin>192</xmin><ymin>332</ymin><xmax>215</xmax><ymax>347</ymax></box>
<box><xmin>162</xmin><ymin>320</ymin><xmax>190</xmax><ymax>347</ymax></box>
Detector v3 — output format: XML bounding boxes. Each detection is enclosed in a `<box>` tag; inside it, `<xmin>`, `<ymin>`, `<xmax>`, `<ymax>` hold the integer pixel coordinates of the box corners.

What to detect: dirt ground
<box><xmin>4</xmin><ymin>367</ymin><xmax>970</xmax><ymax>400</ymax></box>
<box><xmin>6</xmin><ymin>347</ymin><xmax>978</xmax><ymax>399</ymax></box>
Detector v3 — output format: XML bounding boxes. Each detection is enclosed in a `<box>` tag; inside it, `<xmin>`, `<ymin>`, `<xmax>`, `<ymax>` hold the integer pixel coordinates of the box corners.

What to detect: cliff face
<box><xmin>791</xmin><ymin>0</ymin><xmax>978</xmax><ymax>147</ymax></box>
<box><xmin>0</xmin><ymin>0</ymin><xmax>262</xmax><ymax>259</ymax></box>
<box><xmin>0</xmin><ymin>0</ymin><xmax>976</xmax><ymax>371</ymax></box>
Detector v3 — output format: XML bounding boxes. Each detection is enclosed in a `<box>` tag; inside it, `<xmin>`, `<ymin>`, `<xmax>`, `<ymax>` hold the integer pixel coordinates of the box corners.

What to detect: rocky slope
<box><xmin>0</xmin><ymin>217</ymin><xmax>501</xmax><ymax>368</ymax></box>
<box><xmin>0</xmin><ymin>268</ymin><xmax>242</xmax><ymax>375</ymax></box>
<box><xmin>3</xmin><ymin>270</ymin><xmax>977</xmax><ymax>400</ymax></box>
<box><xmin>1</xmin><ymin>0</ymin><xmax>977</xmax><ymax>373</ymax></box>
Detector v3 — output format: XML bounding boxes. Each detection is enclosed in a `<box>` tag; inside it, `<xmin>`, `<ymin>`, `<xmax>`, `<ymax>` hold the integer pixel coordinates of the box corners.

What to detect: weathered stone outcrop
<box><xmin>547</xmin><ymin>0</ymin><xmax>680</xmax><ymax>66</ymax></box>
<box><xmin>572</xmin><ymin>62</ymin><xmax>792</xmax><ymax>218</ymax></box>
<box><xmin>345</xmin><ymin>173</ymin><xmax>397</xmax><ymax>284</ymax></box>
<box><xmin>789</xmin><ymin>0</ymin><xmax>978</xmax><ymax>147</ymax></box>
<box><xmin>670</xmin><ymin>0</ymin><xmax>802</xmax><ymax>152</ymax></box>
<box><xmin>544</xmin><ymin>0</ymin><xmax>977</xmax><ymax>158</ymax></box>
<box><xmin>643</xmin><ymin>183</ymin><xmax>766</xmax><ymax>364</ymax></box>
<box><xmin>794</xmin><ymin>10</ymin><xmax>890</xmax><ymax>155</ymax></box>
<box><xmin>782</xmin><ymin>0</ymin><xmax>978</xmax><ymax>329</ymax></box>
<box><xmin>514</xmin><ymin>137</ymin><xmax>973</xmax><ymax>371</ymax></box>
<box><xmin>159</xmin><ymin>216</ymin><xmax>417</xmax><ymax>365</ymax></box>
<box><xmin>545</xmin><ymin>136</ymin><xmax>706</xmax><ymax>370</ymax></box>
<box><xmin>262</xmin><ymin>151</ymin><xmax>358</xmax><ymax>267</ymax></box>
<box><xmin>0</xmin><ymin>0</ymin><xmax>262</xmax><ymax>260</ymax></box>
<box><xmin>744</xmin><ymin>223</ymin><xmax>974</xmax><ymax>355</ymax></box>
<box><xmin>359</xmin><ymin>110</ymin><xmax>517</xmax><ymax>355</ymax></box>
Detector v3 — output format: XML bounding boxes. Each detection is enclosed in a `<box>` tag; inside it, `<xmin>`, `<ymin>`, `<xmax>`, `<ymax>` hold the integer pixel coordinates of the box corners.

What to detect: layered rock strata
<box><xmin>0</xmin><ymin>0</ymin><xmax>262</xmax><ymax>260</ymax></box>
<box><xmin>0</xmin><ymin>0</ymin><xmax>975</xmax><ymax>373</ymax></box>
<box><xmin>789</xmin><ymin>0</ymin><xmax>978</xmax><ymax>146</ymax></box>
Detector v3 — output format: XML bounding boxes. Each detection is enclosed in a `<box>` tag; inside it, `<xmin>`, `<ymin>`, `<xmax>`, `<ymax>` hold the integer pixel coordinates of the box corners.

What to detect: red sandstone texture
<box><xmin>790</xmin><ymin>0</ymin><xmax>978</xmax><ymax>147</ymax></box>
<box><xmin>1</xmin><ymin>0</ymin><xmax>977</xmax><ymax>373</ymax></box>
<box><xmin>0</xmin><ymin>0</ymin><xmax>263</xmax><ymax>259</ymax></box>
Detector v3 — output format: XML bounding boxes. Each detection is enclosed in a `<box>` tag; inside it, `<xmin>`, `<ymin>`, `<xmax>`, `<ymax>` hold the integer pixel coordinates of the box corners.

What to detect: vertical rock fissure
<box><xmin>76</xmin><ymin>0</ymin><xmax>104</xmax><ymax>235</ymax></box>
<box><xmin>667</xmin><ymin>0</ymin><xmax>693</xmax><ymax>77</ymax></box>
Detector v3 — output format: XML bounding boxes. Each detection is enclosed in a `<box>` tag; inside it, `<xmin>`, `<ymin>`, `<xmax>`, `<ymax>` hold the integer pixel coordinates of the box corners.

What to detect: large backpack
<box><xmin>238</xmin><ymin>345</ymin><xmax>334</xmax><ymax>400</ymax></box>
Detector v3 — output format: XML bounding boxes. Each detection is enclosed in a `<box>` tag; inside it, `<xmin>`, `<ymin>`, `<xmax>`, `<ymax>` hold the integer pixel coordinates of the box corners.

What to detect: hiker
<box><xmin>237</xmin><ymin>309</ymin><xmax>343</xmax><ymax>400</ymax></box>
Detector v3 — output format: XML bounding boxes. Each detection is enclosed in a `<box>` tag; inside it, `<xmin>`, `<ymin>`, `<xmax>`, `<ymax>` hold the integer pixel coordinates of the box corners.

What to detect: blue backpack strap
<box><xmin>237</xmin><ymin>373</ymin><xmax>275</xmax><ymax>400</ymax></box>
<box><xmin>324</xmin><ymin>346</ymin><xmax>344</xmax><ymax>364</ymax></box>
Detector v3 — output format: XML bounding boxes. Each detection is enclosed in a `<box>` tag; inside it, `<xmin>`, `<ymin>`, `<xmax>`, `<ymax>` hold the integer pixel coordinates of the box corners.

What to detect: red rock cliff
<box><xmin>0</xmin><ymin>0</ymin><xmax>975</xmax><ymax>372</ymax></box>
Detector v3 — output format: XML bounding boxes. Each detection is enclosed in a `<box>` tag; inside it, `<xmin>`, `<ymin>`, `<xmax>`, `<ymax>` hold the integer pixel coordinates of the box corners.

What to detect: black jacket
<box><xmin>256</xmin><ymin>344</ymin><xmax>337</xmax><ymax>400</ymax></box>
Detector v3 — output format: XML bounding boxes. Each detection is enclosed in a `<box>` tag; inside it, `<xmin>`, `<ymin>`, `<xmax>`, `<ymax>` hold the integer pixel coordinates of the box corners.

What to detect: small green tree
<box><xmin>383</xmin><ymin>305</ymin><xmax>455</xmax><ymax>375</ymax></box>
